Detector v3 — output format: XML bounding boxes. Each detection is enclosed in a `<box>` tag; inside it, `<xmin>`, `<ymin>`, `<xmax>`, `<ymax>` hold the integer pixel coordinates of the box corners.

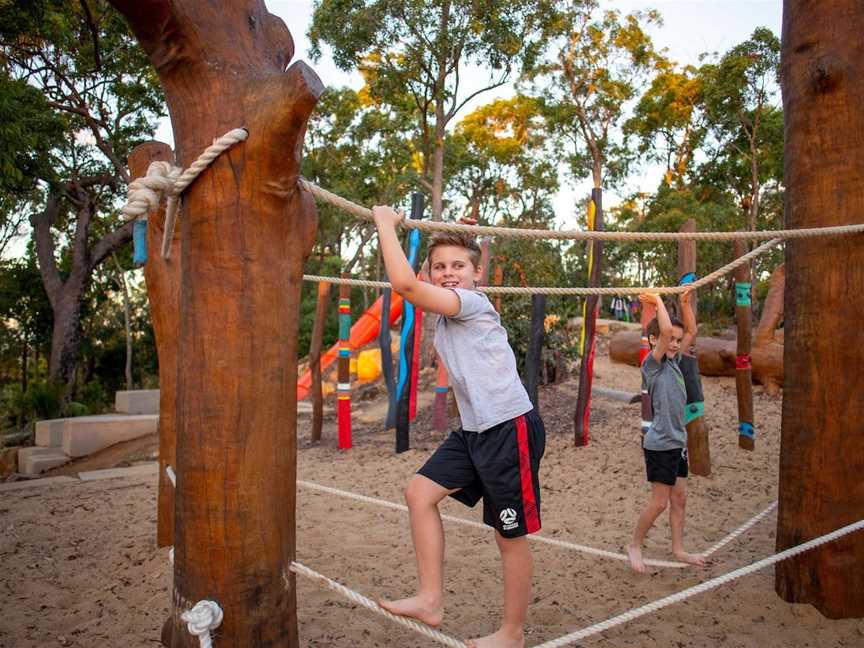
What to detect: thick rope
<box><xmin>532</xmin><ymin>518</ymin><xmax>864</xmax><ymax>647</ymax></box>
<box><xmin>703</xmin><ymin>501</ymin><xmax>778</xmax><ymax>558</ymax></box>
<box><xmin>290</xmin><ymin>561</ymin><xmax>468</xmax><ymax>648</ymax></box>
<box><xmin>301</xmin><ymin>236</ymin><xmax>779</xmax><ymax>296</ymax></box>
<box><xmin>298</xmin><ymin>480</ymin><xmax>686</xmax><ymax>568</ymax></box>
<box><xmin>180</xmin><ymin>600</ymin><xmax>223</xmax><ymax>648</ymax></box>
<box><xmin>120</xmin><ymin>128</ymin><xmax>248</xmax><ymax>259</ymax></box>
<box><xmin>298</xmin><ymin>178</ymin><xmax>864</xmax><ymax>242</ymax></box>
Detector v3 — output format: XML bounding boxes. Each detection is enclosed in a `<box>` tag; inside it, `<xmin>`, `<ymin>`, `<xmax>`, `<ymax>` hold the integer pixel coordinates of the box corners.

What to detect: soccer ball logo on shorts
<box><xmin>499</xmin><ymin>508</ymin><xmax>519</xmax><ymax>530</ymax></box>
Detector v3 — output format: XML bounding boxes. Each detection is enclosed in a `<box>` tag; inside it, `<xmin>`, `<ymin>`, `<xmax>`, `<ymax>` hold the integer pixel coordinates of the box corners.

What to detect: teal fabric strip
<box><xmin>684</xmin><ymin>401</ymin><xmax>705</xmax><ymax>425</ymax></box>
<box><xmin>735</xmin><ymin>282</ymin><xmax>752</xmax><ymax>306</ymax></box>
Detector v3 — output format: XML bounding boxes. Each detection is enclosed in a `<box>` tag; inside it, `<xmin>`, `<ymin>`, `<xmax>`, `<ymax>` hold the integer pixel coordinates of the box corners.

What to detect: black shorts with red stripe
<box><xmin>417</xmin><ymin>409</ymin><xmax>545</xmax><ymax>538</ymax></box>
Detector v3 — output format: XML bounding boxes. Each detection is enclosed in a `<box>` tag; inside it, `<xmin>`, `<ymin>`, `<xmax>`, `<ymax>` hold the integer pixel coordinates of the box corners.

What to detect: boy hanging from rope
<box><xmin>372</xmin><ymin>205</ymin><xmax>545</xmax><ymax>648</ymax></box>
<box><xmin>628</xmin><ymin>290</ymin><xmax>706</xmax><ymax>573</ymax></box>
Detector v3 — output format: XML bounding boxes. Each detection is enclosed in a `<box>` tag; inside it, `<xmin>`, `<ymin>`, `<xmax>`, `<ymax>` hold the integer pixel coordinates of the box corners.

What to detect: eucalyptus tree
<box><xmin>0</xmin><ymin>0</ymin><xmax>164</xmax><ymax>389</ymax></box>
<box><xmin>308</xmin><ymin>0</ymin><xmax>554</xmax><ymax>221</ymax></box>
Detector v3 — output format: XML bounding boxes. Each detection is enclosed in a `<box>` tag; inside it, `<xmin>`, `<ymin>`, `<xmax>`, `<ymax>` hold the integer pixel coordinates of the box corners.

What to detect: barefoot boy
<box><xmin>372</xmin><ymin>205</ymin><xmax>545</xmax><ymax>648</ymax></box>
<box><xmin>628</xmin><ymin>291</ymin><xmax>705</xmax><ymax>573</ymax></box>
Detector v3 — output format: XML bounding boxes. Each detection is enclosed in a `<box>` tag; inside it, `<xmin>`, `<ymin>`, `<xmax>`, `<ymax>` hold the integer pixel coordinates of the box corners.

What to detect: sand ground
<box><xmin>1</xmin><ymin>355</ymin><xmax>862</xmax><ymax>648</ymax></box>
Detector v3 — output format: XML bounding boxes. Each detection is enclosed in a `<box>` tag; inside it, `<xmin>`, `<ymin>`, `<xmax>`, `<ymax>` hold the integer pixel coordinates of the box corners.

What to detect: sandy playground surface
<box><xmin>2</xmin><ymin>354</ymin><xmax>863</xmax><ymax>648</ymax></box>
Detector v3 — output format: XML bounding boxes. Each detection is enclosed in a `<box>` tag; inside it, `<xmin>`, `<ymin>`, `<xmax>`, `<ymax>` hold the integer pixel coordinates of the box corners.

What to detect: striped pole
<box><xmin>379</xmin><ymin>273</ymin><xmax>398</xmax><ymax>430</ymax></box>
<box><xmin>337</xmin><ymin>274</ymin><xmax>352</xmax><ymax>450</ymax></box>
<box><xmin>733</xmin><ymin>239</ymin><xmax>755</xmax><ymax>451</ymax></box>
<box><xmin>574</xmin><ymin>188</ymin><xmax>604</xmax><ymax>447</ymax></box>
<box><xmin>432</xmin><ymin>359</ymin><xmax>449</xmax><ymax>431</ymax></box>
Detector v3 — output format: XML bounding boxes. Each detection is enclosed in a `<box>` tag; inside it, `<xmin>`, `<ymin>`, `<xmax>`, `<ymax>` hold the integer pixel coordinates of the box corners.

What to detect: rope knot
<box><xmin>122</xmin><ymin>162</ymin><xmax>182</xmax><ymax>221</ymax></box>
<box><xmin>181</xmin><ymin>600</ymin><xmax>223</xmax><ymax>642</ymax></box>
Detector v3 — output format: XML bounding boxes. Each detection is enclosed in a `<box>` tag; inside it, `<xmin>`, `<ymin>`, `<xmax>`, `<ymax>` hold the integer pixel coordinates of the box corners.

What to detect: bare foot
<box><xmin>673</xmin><ymin>550</ymin><xmax>707</xmax><ymax>567</ymax></box>
<box><xmin>378</xmin><ymin>596</ymin><xmax>443</xmax><ymax>627</ymax></box>
<box><xmin>466</xmin><ymin>629</ymin><xmax>525</xmax><ymax>648</ymax></box>
<box><xmin>627</xmin><ymin>544</ymin><xmax>648</xmax><ymax>573</ymax></box>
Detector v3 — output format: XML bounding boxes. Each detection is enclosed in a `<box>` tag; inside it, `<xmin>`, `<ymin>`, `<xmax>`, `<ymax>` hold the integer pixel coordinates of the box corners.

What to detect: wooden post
<box><xmin>379</xmin><ymin>275</ymin><xmax>397</xmax><ymax>429</ymax></box>
<box><xmin>677</xmin><ymin>219</ymin><xmax>711</xmax><ymax>476</ymax></box>
<box><xmin>395</xmin><ymin>193</ymin><xmax>424</xmax><ymax>453</ymax></box>
<box><xmin>776</xmin><ymin>2</ymin><xmax>864</xmax><ymax>617</ymax></box>
<box><xmin>525</xmin><ymin>294</ymin><xmax>546</xmax><ymax>412</ymax></box>
<box><xmin>733</xmin><ymin>239</ymin><xmax>755</xmax><ymax>451</ymax></box>
<box><xmin>129</xmin><ymin>142</ymin><xmax>179</xmax><ymax>550</ymax></box>
<box><xmin>574</xmin><ymin>189</ymin><xmax>604</xmax><ymax>446</ymax></box>
<box><xmin>493</xmin><ymin>264</ymin><xmax>504</xmax><ymax>312</ymax></box>
<box><xmin>109</xmin><ymin>5</ymin><xmax>324</xmax><ymax>645</ymax></box>
<box><xmin>337</xmin><ymin>275</ymin><xmax>352</xmax><ymax>450</ymax></box>
<box><xmin>309</xmin><ymin>281</ymin><xmax>331</xmax><ymax>443</ymax></box>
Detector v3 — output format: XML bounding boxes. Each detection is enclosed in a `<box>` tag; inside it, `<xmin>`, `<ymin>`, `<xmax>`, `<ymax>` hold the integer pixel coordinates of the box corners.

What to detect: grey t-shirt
<box><xmin>641</xmin><ymin>353</ymin><xmax>687</xmax><ymax>450</ymax></box>
<box><xmin>434</xmin><ymin>288</ymin><xmax>533</xmax><ymax>432</ymax></box>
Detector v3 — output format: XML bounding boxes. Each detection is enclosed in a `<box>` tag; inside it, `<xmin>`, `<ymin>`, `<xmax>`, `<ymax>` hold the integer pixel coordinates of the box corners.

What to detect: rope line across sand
<box><xmin>291</xmin><ymin>518</ymin><xmax>864</xmax><ymax>648</ymax></box>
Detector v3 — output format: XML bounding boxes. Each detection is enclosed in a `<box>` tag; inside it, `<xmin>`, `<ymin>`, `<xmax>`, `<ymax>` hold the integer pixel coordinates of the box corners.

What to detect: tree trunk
<box><xmin>775</xmin><ymin>0</ymin><xmax>864</xmax><ymax>618</ymax></box>
<box><xmin>110</xmin><ymin>3</ymin><xmax>323</xmax><ymax>646</ymax></box>
<box><xmin>48</xmin><ymin>286</ymin><xmax>86</xmax><ymax>390</ymax></box>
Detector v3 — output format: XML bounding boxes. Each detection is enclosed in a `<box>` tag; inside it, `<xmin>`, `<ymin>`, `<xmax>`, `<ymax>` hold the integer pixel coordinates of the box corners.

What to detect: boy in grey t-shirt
<box><xmin>628</xmin><ymin>291</ymin><xmax>706</xmax><ymax>573</ymax></box>
<box><xmin>372</xmin><ymin>205</ymin><xmax>545</xmax><ymax>648</ymax></box>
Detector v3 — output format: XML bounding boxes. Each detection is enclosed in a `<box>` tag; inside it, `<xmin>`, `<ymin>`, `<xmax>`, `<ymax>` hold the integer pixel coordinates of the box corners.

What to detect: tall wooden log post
<box><xmin>776</xmin><ymin>1</ymin><xmax>864</xmax><ymax>618</ymax></box>
<box><xmin>395</xmin><ymin>193</ymin><xmax>424</xmax><ymax>453</ymax></box>
<box><xmin>574</xmin><ymin>189</ymin><xmax>604</xmax><ymax>446</ymax></box>
<box><xmin>309</xmin><ymin>281</ymin><xmax>331</xmax><ymax>443</ymax></box>
<box><xmin>129</xmin><ymin>143</ymin><xmax>180</xmax><ymax>549</ymax></box>
<box><xmin>677</xmin><ymin>220</ymin><xmax>711</xmax><ymax>476</ymax></box>
<box><xmin>733</xmin><ymin>239</ymin><xmax>755</xmax><ymax>451</ymax></box>
<box><xmin>109</xmin><ymin>3</ymin><xmax>323</xmax><ymax>646</ymax></box>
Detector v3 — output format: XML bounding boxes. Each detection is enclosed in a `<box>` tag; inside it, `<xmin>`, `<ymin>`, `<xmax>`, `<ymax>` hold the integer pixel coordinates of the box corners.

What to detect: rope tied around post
<box><xmin>181</xmin><ymin>600</ymin><xmax>224</xmax><ymax>648</ymax></box>
<box><xmin>121</xmin><ymin>128</ymin><xmax>249</xmax><ymax>260</ymax></box>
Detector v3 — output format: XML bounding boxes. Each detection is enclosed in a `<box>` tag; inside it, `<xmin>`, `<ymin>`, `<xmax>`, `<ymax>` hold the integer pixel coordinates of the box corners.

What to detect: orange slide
<box><xmin>297</xmin><ymin>293</ymin><xmax>404</xmax><ymax>400</ymax></box>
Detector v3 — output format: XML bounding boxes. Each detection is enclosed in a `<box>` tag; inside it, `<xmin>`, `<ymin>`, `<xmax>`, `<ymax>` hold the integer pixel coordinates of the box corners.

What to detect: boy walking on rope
<box><xmin>628</xmin><ymin>291</ymin><xmax>706</xmax><ymax>573</ymax></box>
<box><xmin>372</xmin><ymin>205</ymin><xmax>545</xmax><ymax>648</ymax></box>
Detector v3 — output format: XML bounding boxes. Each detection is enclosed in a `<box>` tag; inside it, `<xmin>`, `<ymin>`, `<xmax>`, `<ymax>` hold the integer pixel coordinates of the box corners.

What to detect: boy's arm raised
<box><xmin>641</xmin><ymin>292</ymin><xmax>673</xmax><ymax>363</ymax></box>
<box><xmin>679</xmin><ymin>289</ymin><xmax>698</xmax><ymax>352</ymax></box>
<box><xmin>373</xmin><ymin>206</ymin><xmax>461</xmax><ymax>317</ymax></box>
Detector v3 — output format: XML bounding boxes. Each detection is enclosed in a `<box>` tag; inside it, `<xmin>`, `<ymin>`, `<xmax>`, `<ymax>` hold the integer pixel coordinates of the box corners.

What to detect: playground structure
<box><xmin>103</xmin><ymin>0</ymin><xmax>863</xmax><ymax>645</ymax></box>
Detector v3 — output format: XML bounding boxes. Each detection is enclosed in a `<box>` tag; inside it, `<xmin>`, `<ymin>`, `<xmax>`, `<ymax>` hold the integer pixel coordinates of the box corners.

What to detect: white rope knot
<box><xmin>121</xmin><ymin>162</ymin><xmax>181</xmax><ymax>222</ymax></box>
<box><xmin>120</xmin><ymin>128</ymin><xmax>248</xmax><ymax>260</ymax></box>
<box><xmin>181</xmin><ymin>600</ymin><xmax>223</xmax><ymax>648</ymax></box>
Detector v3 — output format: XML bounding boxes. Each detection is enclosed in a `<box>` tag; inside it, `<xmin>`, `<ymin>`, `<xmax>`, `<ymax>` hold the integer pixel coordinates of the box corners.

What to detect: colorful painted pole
<box><xmin>677</xmin><ymin>219</ymin><xmax>711</xmax><ymax>476</ymax></box>
<box><xmin>309</xmin><ymin>280</ymin><xmax>331</xmax><ymax>443</ymax></box>
<box><xmin>132</xmin><ymin>219</ymin><xmax>148</xmax><ymax>265</ymax></box>
<box><xmin>395</xmin><ymin>192</ymin><xmax>424</xmax><ymax>453</ymax></box>
<box><xmin>733</xmin><ymin>239</ymin><xmax>755</xmax><ymax>451</ymax></box>
<box><xmin>337</xmin><ymin>274</ymin><xmax>352</xmax><ymax>450</ymax></box>
<box><xmin>574</xmin><ymin>188</ymin><xmax>604</xmax><ymax>447</ymax></box>
<box><xmin>380</xmin><ymin>273</ymin><xmax>397</xmax><ymax>430</ymax></box>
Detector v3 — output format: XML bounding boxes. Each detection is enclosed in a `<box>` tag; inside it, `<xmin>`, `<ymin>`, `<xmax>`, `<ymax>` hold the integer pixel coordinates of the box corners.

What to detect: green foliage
<box><xmin>524</xmin><ymin>1</ymin><xmax>663</xmax><ymax>187</ymax></box>
<box><xmin>18</xmin><ymin>379</ymin><xmax>64</xmax><ymax>420</ymax></box>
